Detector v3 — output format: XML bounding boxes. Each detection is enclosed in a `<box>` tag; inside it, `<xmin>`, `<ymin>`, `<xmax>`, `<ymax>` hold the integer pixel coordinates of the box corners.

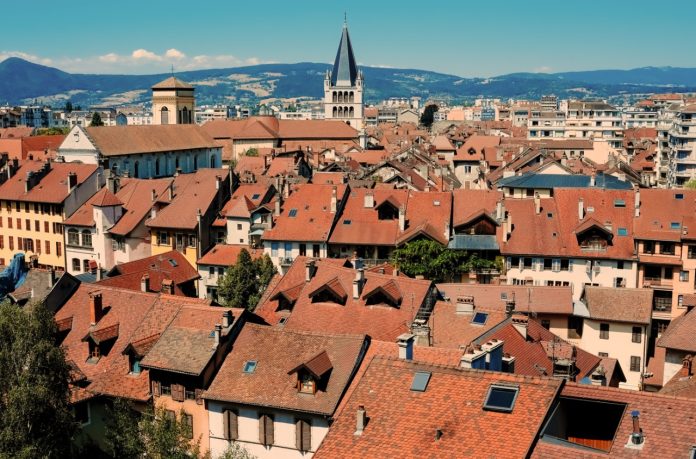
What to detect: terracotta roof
<box><xmin>203</xmin><ymin>117</ymin><xmax>358</xmax><ymax>141</ymax></box>
<box><xmin>147</xmin><ymin>168</ymin><xmax>227</xmax><ymax>230</ymax></box>
<box><xmin>262</xmin><ymin>183</ymin><xmax>348</xmax><ymax>242</ymax></box>
<box><xmin>582</xmin><ymin>286</ymin><xmax>652</xmax><ymax>325</ymax></box>
<box><xmin>107</xmin><ymin>177</ymin><xmax>173</xmax><ymax>236</ymax></box>
<box><xmin>437</xmin><ymin>284</ymin><xmax>573</xmax><ymax>315</ymax></box>
<box><xmin>63</xmin><ymin>187</ymin><xmax>123</xmax><ymax>227</ymax></box>
<box><xmin>151</xmin><ymin>76</ymin><xmax>193</xmax><ymax>89</ymax></box>
<box><xmin>315</xmin><ymin>357</ymin><xmax>562</xmax><ymax>459</ymax></box>
<box><xmin>82</xmin><ymin>124</ymin><xmax>217</xmax><ymax>156</ymax></box>
<box><xmin>255</xmin><ymin>257</ymin><xmax>433</xmax><ymax>341</ymax></box>
<box><xmin>203</xmin><ymin>324</ymin><xmax>366</xmax><ymax>416</ymax></box>
<box><xmin>532</xmin><ymin>382</ymin><xmax>696</xmax><ymax>458</ymax></box>
<box><xmin>453</xmin><ymin>134</ymin><xmax>501</xmax><ymax>161</ymax></box>
<box><xmin>221</xmin><ymin>183</ymin><xmax>271</xmax><ymax>218</ymax></box>
<box><xmin>140</xmin><ymin>305</ymin><xmax>243</xmax><ymax>375</ymax></box>
<box><xmin>634</xmin><ymin>189</ymin><xmax>696</xmax><ymax>241</ymax></box>
<box><xmin>0</xmin><ymin>126</ymin><xmax>33</xmax><ymax>139</ymax></box>
<box><xmin>429</xmin><ymin>300</ymin><xmax>507</xmax><ymax>349</ymax></box>
<box><xmin>0</xmin><ymin>160</ymin><xmax>98</xmax><ymax>204</ymax></box>
<box><xmin>452</xmin><ymin>189</ymin><xmax>502</xmax><ymax>228</ymax></box>
<box><xmin>97</xmin><ymin>250</ymin><xmax>199</xmax><ymax>294</ymax></box>
<box><xmin>659</xmin><ymin>357</ymin><xmax>696</xmax><ymax>398</ymax></box>
<box><xmin>197</xmin><ymin>244</ymin><xmax>263</xmax><ymax>266</ymax></box>
<box><xmin>657</xmin><ymin>308</ymin><xmax>696</xmax><ymax>352</ymax></box>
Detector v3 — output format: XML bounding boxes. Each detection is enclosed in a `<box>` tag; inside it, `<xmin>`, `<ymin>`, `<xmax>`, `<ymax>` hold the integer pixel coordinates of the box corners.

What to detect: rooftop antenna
<box><xmin>171</xmin><ymin>64</ymin><xmax>174</xmax><ymax>76</ymax></box>
<box><xmin>344</xmin><ymin>12</ymin><xmax>347</xmax><ymax>26</ymax></box>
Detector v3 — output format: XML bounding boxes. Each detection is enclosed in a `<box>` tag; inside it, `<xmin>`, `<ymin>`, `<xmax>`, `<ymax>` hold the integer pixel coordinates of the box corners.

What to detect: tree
<box><xmin>104</xmin><ymin>399</ymin><xmax>144</xmax><ymax>459</ymax></box>
<box><xmin>0</xmin><ymin>301</ymin><xmax>76</xmax><ymax>458</ymax></box>
<box><xmin>217</xmin><ymin>251</ymin><xmax>277</xmax><ymax>310</ymax></box>
<box><xmin>218</xmin><ymin>442</ymin><xmax>256</xmax><ymax>459</ymax></box>
<box><xmin>245</xmin><ymin>148</ymin><xmax>259</xmax><ymax>157</ymax></box>
<box><xmin>685</xmin><ymin>179</ymin><xmax>696</xmax><ymax>189</ymax></box>
<box><xmin>90</xmin><ymin>112</ymin><xmax>104</xmax><ymax>127</ymax></box>
<box><xmin>420</xmin><ymin>104</ymin><xmax>439</xmax><ymax>128</ymax></box>
<box><xmin>64</xmin><ymin>101</ymin><xmax>73</xmax><ymax>113</ymax></box>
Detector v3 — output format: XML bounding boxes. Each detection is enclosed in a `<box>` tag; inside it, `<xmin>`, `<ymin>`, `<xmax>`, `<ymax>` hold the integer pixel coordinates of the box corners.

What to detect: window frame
<box><xmin>482</xmin><ymin>384</ymin><xmax>520</xmax><ymax>413</ymax></box>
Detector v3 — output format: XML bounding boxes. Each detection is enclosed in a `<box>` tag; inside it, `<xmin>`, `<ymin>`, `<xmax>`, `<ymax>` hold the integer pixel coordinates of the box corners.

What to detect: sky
<box><xmin>2</xmin><ymin>0</ymin><xmax>696</xmax><ymax>77</ymax></box>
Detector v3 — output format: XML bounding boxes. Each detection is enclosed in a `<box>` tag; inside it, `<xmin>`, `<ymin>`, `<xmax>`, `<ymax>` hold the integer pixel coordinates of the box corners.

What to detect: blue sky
<box><xmin>2</xmin><ymin>0</ymin><xmax>695</xmax><ymax>77</ymax></box>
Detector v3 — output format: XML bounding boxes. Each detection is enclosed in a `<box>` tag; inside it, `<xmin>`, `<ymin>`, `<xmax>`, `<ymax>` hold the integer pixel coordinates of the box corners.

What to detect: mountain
<box><xmin>1</xmin><ymin>57</ymin><xmax>695</xmax><ymax>107</ymax></box>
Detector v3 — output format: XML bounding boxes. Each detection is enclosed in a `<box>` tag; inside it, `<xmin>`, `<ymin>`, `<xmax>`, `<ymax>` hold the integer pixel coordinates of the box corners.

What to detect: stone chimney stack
<box><xmin>222</xmin><ymin>310</ymin><xmax>233</xmax><ymax>329</ymax></box>
<box><xmin>305</xmin><ymin>259</ymin><xmax>316</xmax><ymax>282</ymax></box>
<box><xmin>330</xmin><ymin>186</ymin><xmax>337</xmax><ymax>213</ymax></box>
<box><xmin>397</xmin><ymin>333</ymin><xmax>415</xmax><ymax>361</ymax></box>
<box><xmin>214</xmin><ymin>323</ymin><xmax>222</xmax><ymax>348</ymax></box>
<box><xmin>578</xmin><ymin>197</ymin><xmax>584</xmax><ymax>221</ymax></box>
<box><xmin>355</xmin><ymin>405</ymin><xmax>367</xmax><ymax>435</ymax></box>
<box><xmin>140</xmin><ymin>274</ymin><xmax>150</xmax><ymax>292</ymax></box>
<box><xmin>364</xmin><ymin>191</ymin><xmax>374</xmax><ymax>208</ymax></box>
<box><xmin>89</xmin><ymin>291</ymin><xmax>103</xmax><ymax>325</ymax></box>
<box><xmin>398</xmin><ymin>205</ymin><xmax>406</xmax><ymax>232</ymax></box>
<box><xmin>353</xmin><ymin>268</ymin><xmax>364</xmax><ymax>299</ymax></box>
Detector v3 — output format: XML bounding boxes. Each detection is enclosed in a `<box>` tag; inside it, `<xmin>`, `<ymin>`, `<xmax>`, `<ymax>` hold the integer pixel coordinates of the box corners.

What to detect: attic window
<box><xmin>617</xmin><ymin>227</ymin><xmax>628</xmax><ymax>236</ymax></box>
<box><xmin>289</xmin><ymin>209</ymin><xmax>298</xmax><ymax>217</ymax></box>
<box><xmin>168</xmin><ymin>259</ymin><xmax>178</xmax><ymax>267</ymax></box>
<box><xmin>251</xmin><ymin>193</ymin><xmax>260</xmax><ymax>200</ymax></box>
<box><xmin>472</xmin><ymin>312</ymin><xmax>488</xmax><ymax>325</ymax></box>
<box><xmin>483</xmin><ymin>385</ymin><xmax>519</xmax><ymax>413</ymax></box>
<box><xmin>671</xmin><ymin>222</ymin><xmax>681</xmax><ymax>230</ymax></box>
<box><xmin>243</xmin><ymin>360</ymin><xmax>257</xmax><ymax>374</ymax></box>
<box><xmin>410</xmin><ymin>371</ymin><xmax>431</xmax><ymax>392</ymax></box>
<box><xmin>433</xmin><ymin>200</ymin><xmax>441</xmax><ymax>206</ymax></box>
<box><xmin>614</xmin><ymin>199</ymin><xmax>625</xmax><ymax>207</ymax></box>
<box><xmin>343</xmin><ymin>219</ymin><xmax>352</xmax><ymax>225</ymax></box>
<box><xmin>675</xmin><ymin>193</ymin><xmax>684</xmax><ymax>200</ymax></box>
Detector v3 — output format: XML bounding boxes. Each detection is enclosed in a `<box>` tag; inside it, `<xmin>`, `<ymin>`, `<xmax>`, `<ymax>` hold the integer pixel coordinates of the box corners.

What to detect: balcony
<box><xmin>643</xmin><ymin>276</ymin><xmax>673</xmax><ymax>288</ymax></box>
<box><xmin>279</xmin><ymin>257</ymin><xmax>294</xmax><ymax>267</ymax></box>
<box><xmin>652</xmin><ymin>297</ymin><xmax>672</xmax><ymax>313</ymax></box>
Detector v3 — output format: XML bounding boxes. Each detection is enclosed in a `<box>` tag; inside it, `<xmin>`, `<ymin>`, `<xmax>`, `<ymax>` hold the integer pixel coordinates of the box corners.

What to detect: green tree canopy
<box><xmin>245</xmin><ymin>148</ymin><xmax>259</xmax><ymax>157</ymax></box>
<box><xmin>64</xmin><ymin>101</ymin><xmax>73</xmax><ymax>113</ymax></box>
<box><xmin>0</xmin><ymin>301</ymin><xmax>76</xmax><ymax>458</ymax></box>
<box><xmin>420</xmin><ymin>104</ymin><xmax>439</xmax><ymax>128</ymax></box>
<box><xmin>90</xmin><ymin>112</ymin><xmax>104</xmax><ymax>127</ymax></box>
<box><xmin>217</xmin><ymin>250</ymin><xmax>277</xmax><ymax>310</ymax></box>
<box><xmin>685</xmin><ymin>179</ymin><xmax>696</xmax><ymax>189</ymax></box>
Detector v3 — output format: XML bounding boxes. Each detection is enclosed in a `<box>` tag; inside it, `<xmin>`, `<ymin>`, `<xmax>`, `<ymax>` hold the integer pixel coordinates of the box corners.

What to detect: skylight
<box><xmin>243</xmin><ymin>360</ymin><xmax>257</xmax><ymax>374</ymax></box>
<box><xmin>343</xmin><ymin>219</ymin><xmax>352</xmax><ymax>225</ymax></box>
<box><xmin>613</xmin><ymin>199</ymin><xmax>625</xmax><ymax>207</ymax></box>
<box><xmin>483</xmin><ymin>385</ymin><xmax>519</xmax><ymax>413</ymax></box>
<box><xmin>288</xmin><ymin>209</ymin><xmax>298</xmax><ymax>217</ymax></box>
<box><xmin>671</xmin><ymin>222</ymin><xmax>681</xmax><ymax>230</ymax></box>
<box><xmin>410</xmin><ymin>371</ymin><xmax>431</xmax><ymax>392</ymax></box>
<box><xmin>472</xmin><ymin>312</ymin><xmax>488</xmax><ymax>325</ymax></box>
<box><xmin>617</xmin><ymin>227</ymin><xmax>628</xmax><ymax>236</ymax></box>
<box><xmin>251</xmin><ymin>193</ymin><xmax>260</xmax><ymax>200</ymax></box>
<box><xmin>168</xmin><ymin>259</ymin><xmax>178</xmax><ymax>267</ymax></box>
<box><xmin>675</xmin><ymin>193</ymin><xmax>684</xmax><ymax>200</ymax></box>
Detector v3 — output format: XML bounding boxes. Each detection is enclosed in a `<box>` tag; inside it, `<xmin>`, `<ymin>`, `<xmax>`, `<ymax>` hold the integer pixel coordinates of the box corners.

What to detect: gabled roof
<box><xmin>203</xmin><ymin>324</ymin><xmax>366</xmax><ymax>416</ymax></box>
<box><xmin>573</xmin><ymin>216</ymin><xmax>613</xmax><ymax>238</ymax></box>
<box><xmin>657</xmin><ymin>308</ymin><xmax>696</xmax><ymax>352</ymax></box>
<box><xmin>98</xmin><ymin>250</ymin><xmax>199</xmax><ymax>294</ymax></box>
<box><xmin>497</xmin><ymin>172</ymin><xmax>634</xmax><ymax>190</ymax></box>
<box><xmin>64</xmin><ymin>187</ymin><xmax>124</xmax><ymax>227</ymax></box>
<box><xmin>330</xmin><ymin>23</ymin><xmax>359</xmax><ymax>86</ymax></box>
<box><xmin>0</xmin><ymin>161</ymin><xmax>98</xmax><ymax>204</ymax></box>
<box><xmin>308</xmin><ymin>276</ymin><xmax>348</xmax><ymax>303</ymax></box>
<box><xmin>197</xmin><ymin>244</ymin><xmax>264</xmax><ymax>267</ymax></box>
<box><xmin>288</xmin><ymin>350</ymin><xmax>333</xmax><ymax>379</ymax></box>
<box><xmin>581</xmin><ymin>287</ymin><xmax>652</xmax><ymax>325</ymax></box>
<box><xmin>82</xmin><ymin>125</ymin><xmax>217</xmax><ymax>157</ymax></box>
<box><xmin>436</xmin><ymin>284</ymin><xmax>573</xmax><ymax>316</ymax></box>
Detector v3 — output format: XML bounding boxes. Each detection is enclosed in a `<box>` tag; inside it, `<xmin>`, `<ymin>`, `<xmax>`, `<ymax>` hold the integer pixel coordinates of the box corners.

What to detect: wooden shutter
<box><xmin>259</xmin><ymin>414</ymin><xmax>274</xmax><ymax>446</ymax></box>
<box><xmin>223</xmin><ymin>410</ymin><xmax>238</xmax><ymax>441</ymax></box>
<box><xmin>172</xmin><ymin>384</ymin><xmax>184</xmax><ymax>402</ymax></box>
<box><xmin>151</xmin><ymin>380</ymin><xmax>161</xmax><ymax>396</ymax></box>
<box><xmin>296</xmin><ymin>419</ymin><xmax>311</xmax><ymax>451</ymax></box>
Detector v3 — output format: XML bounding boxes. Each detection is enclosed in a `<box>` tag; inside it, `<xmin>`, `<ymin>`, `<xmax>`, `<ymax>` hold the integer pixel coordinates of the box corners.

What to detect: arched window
<box><xmin>155</xmin><ymin>158</ymin><xmax>160</xmax><ymax>176</ymax></box>
<box><xmin>83</xmin><ymin>259</ymin><xmax>90</xmax><ymax>272</ymax></box>
<box><xmin>333</xmin><ymin>107</ymin><xmax>337</xmax><ymax>117</ymax></box>
<box><xmin>344</xmin><ymin>91</ymin><xmax>349</xmax><ymax>101</ymax></box>
<box><xmin>160</xmin><ymin>106</ymin><xmax>169</xmax><ymax>124</ymax></box>
<box><xmin>210</xmin><ymin>155</ymin><xmax>216</xmax><ymax>168</ymax></box>
<box><xmin>72</xmin><ymin>258</ymin><xmax>81</xmax><ymax>272</ymax></box>
<box><xmin>338</xmin><ymin>92</ymin><xmax>343</xmax><ymax>103</ymax></box>
<box><xmin>134</xmin><ymin>161</ymin><xmax>139</xmax><ymax>178</ymax></box>
<box><xmin>338</xmin><ymin>107</ymin><xmax>343</xmax><ymax>118</ymax></box>
<box><xmin>332</xmin><ymin>91</ymin><xmax>337</xmax><ymax>103</ymax></box>
<box><xmin>81</xmin><ymin>230</ymin><xmax>92</xmax><ymax>248</ymax></box>
<box><xmin>68</xmin><ymin>229</ymin><xmax>79</xmax><ymax>246</ymax></box>
<box><xmin>182</xmin><ymin>107</ymin><xmax>189</xmax><ymax>125</ymax></box>
<box><xmin>349</xmin><ymin>107</ymin><xmax>354</xmax><ymax>117</ymax></box>
<box><xmin>349</xmin><ymin>91</ymin><xmax>354</xmax><ymax>103</ymax></box>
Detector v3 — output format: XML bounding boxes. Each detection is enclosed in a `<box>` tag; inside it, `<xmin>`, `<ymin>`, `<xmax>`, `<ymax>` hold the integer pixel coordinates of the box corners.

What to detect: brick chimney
<box><xmin>213</xmin><ymin>323</ymin><xmax>222</xmax><ymax>348</ymax></box>
<box><xmin>511</xmin><ymin>313</ymin><xmax>528</xmax><ymax>340</ymax></box>
<box><xmin>140</xmin><ymin>274</ymin><xmax>150</xmax><ymax>292</ymax></box>
<box><xmin>89</xmin><ymin>291</ymin><xmax>103</xmax><ymax>325</ymax></box>
<box><xmin>222</xmin><ymin>310</ymin><xmax>233</xmax><ymax>329</ymax></box>
<box><xmin>364</xmin><ymin>191</ymin><xmax>374</xmax><ymax>208</ymax></box>
<box><xmin>578</xmin><ymin>197</ymin><xmax>584</xmax><ymax>221</ymax></box>
<box><xmin>397</xmin><ymin>333</ymin><xmax>414</xmax><ymax>360</ymax></box>
<box><xmin>305</xmin><ymin>259</ymin><xmax>316</xmax><ymax>282</ymax></box>
<box><xmin>534</xmin><ymin>192</ymin><xmax>541</xmax><ymax>214</ymax></box>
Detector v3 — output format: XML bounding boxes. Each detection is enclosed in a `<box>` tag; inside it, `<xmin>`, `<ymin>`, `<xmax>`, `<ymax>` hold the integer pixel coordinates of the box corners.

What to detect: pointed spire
<box><xmin>331</xmin><ymin>20</ymin><xmax>358</xmax><ymax>87</ymax></box>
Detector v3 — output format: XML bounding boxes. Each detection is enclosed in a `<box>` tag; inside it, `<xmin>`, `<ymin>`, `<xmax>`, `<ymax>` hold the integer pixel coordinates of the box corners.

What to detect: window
<box><xmin>44</xmin><ymin>221</ymin><xmax>49</xmax><ymax>233</ymax></box>
<box><xmin>288</xmin><ymin>208</ymin><xmax>298</xmax><ymax>217</ymax></box>
<box><xmin>613</xmin><ymin>199</ymin><xmax>625</xmax><ymax>207</ymax></box>
<box><xmin>72</xmin><ymin>258</ymin><xmax>81</xmax><ymax>272</ymax></box>
<box><xmin>523</xmin><ymin>257</ymin><xmax>533</xmax><ymax>269</ymax></box>
<box><xmin>600</xmin><ymin>323</ymin><xmax>609</xmax><ymax>339</ymax></box>
<box><xmin>614</xmin><ymin>277</ymin><xmax>625</xmax><ymax>288</ymax></box>
<box><xmin>243</xmin><ymin>360</ymin><xmax>257</xmax><ymax>373</ymax></box>
<box><xmin>68</xmin><ymin>229</ymin><xmax>79</xmax><ymax>246</ymax></box>
<box><xmin>25</xmin><ymin>219</ymin><xmax>29</xmax><ymax>231</ymax></box>
<box><xmin>188</xmin><ymin>235</ymin><xmax>196</xmax><ymax>247</ymax></box>
<box><xmin>74</xmin><ymin>402</ymin><xmax>90</xmax><ymax>426</ymax></box>
<box><xmin>568</xmin><ymin>316</ymin><xmax>583</xmax><ymax>339</ymax></box>
<box><xmin>680</xmin><ymin>271</ymin><xmax>689</xmax><ymax>282</ymax></box>
<box><xmin>259</xmin><ymin>414</ymin><xmax>274</xmax><ymax>446</ymax></box>
<box><xmin>157</xmin><ymin>232</ymin><xmax>169</xmax><ymax>245</ymax></box>
<box><xmin>83</xmin><ymin>260</ymin><xmax>90</xmax><ymax>272</ymax></box>
<box><xmin>299</xmin><ymin>243</ymin><xmax>306</xmax><ymax>257</ymax></box>
<box><xmin>617</xmin><ymin>227</ymin><xmax>628</xmax><ymax>236</ymax></box>
<box><xmin>560</xmin><ymin>259</ymin><xmax>570</xmax><ymax>271</ymax></box>
<box><xmin>56</xmin><ymin>242</ymin><xmax>62</xmax><ymax>257</ymax></box>
<box><xmin>130</xmin><ymin>356</ymin><xmax>141</xmax><ymax>374</ymax></box>
<box><xmin>313</xmin><ymin>244</ymin><xmax>320</xmax><ymax>257</ymax></box>
<box><xmin>237</xmin><ymin>223</ymin><xmax>242</xmax><ymax>230</ymax></box>
<box><xmin>171</xmin><ymin>384</ymin><xmax>185</xmax><ymax>402</ymax></box>
<box><xmin>541</xmin><ymin>319</ymin><xmax>550</xmax><ymax>330</ymax></box>
<box><xmin>295</xmin><ymin>419</ymin><xmax>311</xmax><ymax>452</ymax></box>
<box><xmin>271</xmin><ymin>242</ymin><xmax>278</xmax><ymax>257</ymax></box>
<box><xmin>81</xmin><ymin>230</ymin><xmax>92</xmax><ymax>248</ymax></box>
<box><xmin>688</xmin><ymin>246</ymin><xmax>696</xmax><ymax>259</ymax></box>
<box><xmin>544</xmin><ymin>258</ymin><xmax>553</xmax><ymax>270</ymax></box>
<box><xmin>472</xmin><ymin>312</ymin><xmax>488</xmax><ymax>325</ymax></box>
<box><xmin>630</xmin><ymin>356</ymin><xmax>641</xmax><ymax>372</ymax></box>
<box><xmin>660</xmin><ymin>242</ymin><xmax>675</xmax><ymax>255</ymax></box>
<box><xmin>7</xmin><ymin>218</ymin><xmax>10</xmax><ymax>229</ymax></box>
<box><xmin>0</xmin><ymin>236</ymin><xmax>3</xmax><ymax>249</ymax></box>
<box><xmin>284</xmin><ymin>242</ymin><xmax>292</xmax><ymax>256</ymax></box>
<box><xmin>632</xmin><ymin>326</ymin><xmax>642</xmax><ymax>343</ymax></box>
<box><xmin>598</xmin><ymin>352</ymin><xmax>609</xmax><ymax>358</ymax></box>
<box><xmin>16</xmin><ymin>218</ymin><xmax>21</xmax><ymax>230</ymax></box>
<box><xmin>17</xmin><ymin>238</ymin><xmax>23</xmax><ymax>251</ymax></box>
<box><xmin>160</xmin><ymin>106</ymin><xmax>169</xmax><ymax>124</ymax></box>
<box><xmin>483</xmin><ymin>385</ymin><xmax>519</xmax><ymax>413</ymax></box>
<box><xmin>45</xmin><ymin>240</ymin><xmax>50</xmax><ymax>254</ymax></box>
<box><xmin>217</xmin><ymin>267</ymin><xmax>224</xmax><ymax>276</ymax></box>
<box><xmin>208</xmin><ymin>266</ymin><xmax>215</xmax><ymax>277</ymax></box>
<box><xmin>34</xmin><ymin>220</ymin><xmax>39</xmax><ymax>232</ymax></box>
<box><xmin>670</xmin><ymin>222</ymin><xmax>681</xmax><ymax>230</ymax></box>
<box><xmin>182</xmin><ymin>413</ymin><xmax>193</xmax><ymax>439</ymax></box>
<box><xmin>223</xmin><ymin>410</ymin><xmax>239</xmax><ymax>441</ymax></box>
<box><xmin>410</xmin><ymin>371</ymin><xmax>432</xmax><ymax>392</ymax></box>
<box><xmin>8</xmin><ymin>237</ymin><xmax>13</xmax><ymax>251</ymax></box>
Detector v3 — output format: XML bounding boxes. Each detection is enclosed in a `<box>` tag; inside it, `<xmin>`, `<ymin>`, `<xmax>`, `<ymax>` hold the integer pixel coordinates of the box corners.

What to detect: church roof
<box><xmin>152</xmin><ymin>76</ymin><xmax>193</xmax><ymax>90</ymax></box>
<box><xmin>331</xmin><ymin>23</ymin><xmax>359</xmax><ymax>86</ymax></box>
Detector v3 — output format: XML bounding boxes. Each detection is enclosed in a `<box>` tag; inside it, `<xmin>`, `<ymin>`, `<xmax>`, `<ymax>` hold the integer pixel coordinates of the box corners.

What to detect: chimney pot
<box><xmin>222</xmin><ymin>310</ymin><xmax>232</xmax><ymax>328</ymax></box>
<box><xmin>89</xmin><ymin>291</ymin><xmax>103</xmax><ymax>325</ymax></box>
<box><xmin>214</xmin><ymin>323</ymin><xmax>222</xmax><ymax>348</ymax></box>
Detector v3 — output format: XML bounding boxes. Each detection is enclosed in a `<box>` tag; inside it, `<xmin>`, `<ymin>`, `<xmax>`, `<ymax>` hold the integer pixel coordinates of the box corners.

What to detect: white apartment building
<box><xmin>527</xmin><ymin>109</ymin><xmax>566</xmax><ymax>139</ymax></box>
<box><xmin>667</xmin><ymin>105</ymin><xmax>696</xmax><ymax>187</ymax></box>
<box><xmin>565</xmin><ymin>101</ymin><xmax>623</xmax><ymax>148</ymax></box>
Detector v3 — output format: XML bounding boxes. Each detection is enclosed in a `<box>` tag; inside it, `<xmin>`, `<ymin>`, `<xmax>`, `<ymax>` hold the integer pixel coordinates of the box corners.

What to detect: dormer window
<box><xmin>88</xmin><ymin>341</ymin><xmax>101</xmax><ymax>363</ymax></box>
<box><xmin>299</xmin><ymin>372</ymin><xmax>316</xmax><ymax>394</ymax></box>
<box><xmin>288</xmin><ymin>350</ymin><xmax>332</xmax><ymax>395</ymax></box>
<box><xmin>130</xmin><ymin>356</ymin><xmax>141</xmax><ymax>375</ymax></box>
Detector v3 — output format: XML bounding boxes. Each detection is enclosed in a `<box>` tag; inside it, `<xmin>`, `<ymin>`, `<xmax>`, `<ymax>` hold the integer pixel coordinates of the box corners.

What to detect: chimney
<box><xmin>534</xmin><ymin>192</ymin><xmax>541</xmax><ymax>215</ymax></box>
<box><xmin>107</xmin><ymin>175</ymin><xmax>115</xmax><ymax>194</ymax></box>
<box><xmin>355</xmin><ymin>405</ymin><xmax>367</xmax><ymax>435</ymax></box>
<box><xmin>151</xmin><ymin>188</ymin><xmax>156</xmax><ymax>202</ymax></box>
<box><xmin>630</xmin><ymin>411</ymin><xmax>644</xmax><ymax>445</ymax></box>
<box><xmin>590</xmin><ymin>172</ymin><xmax>596</xmax><ymax>187</ymax></box>
<box><xmin>89</xmin><ymin>291</ymin><xmax>103</xmax><ymax>325</ymax></box>
<box><xmin>113</xmin><ymin>176</ymin><xmax>120</xmax><ymax>193</ymax></box>
<box><xmin>578</xmin><ymin>197</ymin><xmax>584</xmax><ymax>221</ymax></box>
<box><xmin>364</xmin><ymin>191</ymin><xmax>374</xmax><ymax>208</ymax></box>
<box><xmin>397</xmin><ymin>333</ymin><xmax>414</xmax><ymax>360</ymax></box>
<box><xmin>511</xmin><ymin>313</ymin><xmax>528</xmax><ymax>340</ymax></box>
<box><xmin>222</xmin><ymin>310</ymin><xmax>233</xmax><ymax>329</ymax></box>
<box><xmin>161</xmin><ymin>278</ymin><xmax>173</xmax><ymax>295</ymax></box>
<box><xmin>495</xmin><ymin>200</ymin><xmax>503</xmax><ymax>221</ymax></box>
<box><xmin>305</xmin><ymin>259</ymin><xmax>316</xmax><ymax>282</ymax></box>
<box><xmin>590</xmin><ymin>364</ymin><xmax>607</xmax><ymax>386</ymax></box>
<box><xmin>25</xmin><ymin>170</ymin><xmax>34</xmax><ymax>192</ymax></box>
<box><xmin>48</xmin><ymin>267</ymin><xmax>56</xmax><ymax>287</ymax></box>
<box><xmin>634</xmin><ymin>186</ymin><xmax>641</xmax><ymax>217</ymax></box>
<box><xmin>352</xmin><ymin>268</ymin><xmax>365</xmax><ymax>299</ymax></box>
<box><xmin>168</xmin><ymin>182</ymin><xmax>174</xmax><ymax>201</ymax></box>
<box><xmin>274</xmin><ymin>198</ymin><xmax>281</xmax><ymax>217</ymax></box>
<box><xmin>398</xmin><ymin>205</ymin><xmax>406</xmax><ymax>231</ymax></box>
<box><xmin>618</xmin><ymin>172</ymin><xmax>626</xmax><ymax>182</ymax></box>
<box><xmin>213</xmin><ymin>323</ymin><xmax>222</xmax><ymax>348</ymax></box>
<box><xmin>505</xmin><ymin>294</ymin><xmax>516</xmax><ymax>315</ymax></box>
<box><xmin>215</xmin><ymin>175</ymin><xmax>222</xmax><ymax>190</ymax></box>
<box><xmin>67</xmin><ymin>171</ymin><xmax>78</xmax><ymax>192</ymax></box>
<box><xmin>683</xmin><ymin>355</ymin><xmax>693</xmax><ymax>376</ymax></box>
<box><xmin>330</xmin><ymin>186</ymin><xmax>337</xmax><ymax>213</ymax></box>
<box><xmin>96</xmin><ymin>264</ymin><xmax>102</xmax><ymax>281</ymax></box>
<box><xmin>140</xmin><ymin>274</ymin><xmax>150</xmax><ymax>292</ymax></box>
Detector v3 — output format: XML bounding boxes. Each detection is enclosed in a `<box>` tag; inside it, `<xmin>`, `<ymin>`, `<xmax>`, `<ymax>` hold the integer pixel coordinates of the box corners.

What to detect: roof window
<box><xmin>243</xmin><ymin>360</ymin><xmax>257</xmax><ymax>374</ymax></box>
<box><xmin>483</xmin><ymin>385</ymin><xmax>519</xmax><ymax>413</ymax></box>
<box><xmin>671</xmin><ymin>222</ymin><xmax>681</xmax><ymax>230</ymax></box>
<box><xmin>617</xmin><ymin>227</ymin><xmax>628</xmax><ymax>236</ymax></box>
<box><xmin>472</xmin><ymin>312</ymin><xmax>488</xmax><ymax>325</ymax></box>
<box><xmin>251</xmin><ymin>193</ymin><xmax>260</xmax><ymax>200</ymax></box>
<box><xmin>614</xmin><ymin>199</ymin><xmax>625</xmax><ymax>207</ymax></box>
<box><xmin>410</xmin><ymin>371</ymin><xmax>431</xmax><ymax>392</ymax></box>
<box><xmin>675</xmin><ymin>193</ymin><xmax>684</xmax><ymax>200</ymax></box>
<box><xmin>343</xmin><ymin>219</ymin><xmax>352</xmax><ymax>225</ymax></box>
<box><xmin>168</xmin><ymin>258</ymin><xmax>178</xmax><ymax>267</ymax></box>
<box><xmin>288</xmin><ymin>209</ymin><xmax>298</xmax><ymax>217</ymax></box>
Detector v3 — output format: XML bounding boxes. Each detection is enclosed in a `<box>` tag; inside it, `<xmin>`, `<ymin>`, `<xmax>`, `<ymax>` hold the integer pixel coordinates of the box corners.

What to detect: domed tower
<box><xmin>324</xmin><ymin>21</ymin><xmax>364</xmax><ymax>130</ymax></box>
<box><xmin>151</xmin><ymin>76</ymin><xmax>195</xmax><ymax>125</ymax></box>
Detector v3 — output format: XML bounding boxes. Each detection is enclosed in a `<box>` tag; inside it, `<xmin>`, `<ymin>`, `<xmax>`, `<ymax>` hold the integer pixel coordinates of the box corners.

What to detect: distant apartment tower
<box><xmin>324</xmin><ymin>21</ymin><xmax>364</xmax><ymax>130</ymax></box>
<box><xmin>152</xmin><ymin>76</ymin><xmax>195</xmax><ymax>125</ymax></box>
<box><xmin>668</xmin><ymin>105</ymin><xmax>696</xmax><ymax>187</ymax></box>
<box><xmin>540</xmin><ymin>95</ymin><xmax>558</xmax><ymax>111</ymax></box>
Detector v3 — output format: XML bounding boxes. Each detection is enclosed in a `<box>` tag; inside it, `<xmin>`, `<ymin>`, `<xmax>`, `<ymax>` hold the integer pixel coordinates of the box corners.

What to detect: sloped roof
<box><xmin>582</xmin><ymin>287</ymin><xmax>652</xmax><ymax>325</ymax></box>
<box><xmin>331</xmin><ymin>24</ymin><xmax>359</xmax><ymax>86</ymax></box>
<box><xmin>98</xmin><ymin>250</ymin><xmax>199</xmax><ymax>293</ymax></box>
<box><xmin>657</xmin><ymin>308</ymin><xmax>696</xmax><ymax>352</ymax></box>
<box><xmin>152</xmin><ymin>76</ymin><xmax>193</xmax><ymax>89</ymax></box>
<box><xmin>0</xmin><ymin>161</ymin><xmax>98</xmax><ymax>204</ymax></box>
<box><xmin>497</xmin><ymin>172</ymin><xmax>634</xmax><ymax>190</ymax></box>
<box><xmin>83</xmin><ymin>124</ymin><xmax>217</xmax><ymax>156</ymax></box>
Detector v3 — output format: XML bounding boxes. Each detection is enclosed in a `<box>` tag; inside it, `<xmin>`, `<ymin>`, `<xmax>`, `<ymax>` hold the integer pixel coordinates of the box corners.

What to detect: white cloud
<box><xmin>534</xmin><ymin>66</ymin><xmax>553</xmax><ymax>73</ymax></box>
<box><xmin>1</xmin><ymin>49</ymin><xmax>272</xmax><ymax>74</ymax></box>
